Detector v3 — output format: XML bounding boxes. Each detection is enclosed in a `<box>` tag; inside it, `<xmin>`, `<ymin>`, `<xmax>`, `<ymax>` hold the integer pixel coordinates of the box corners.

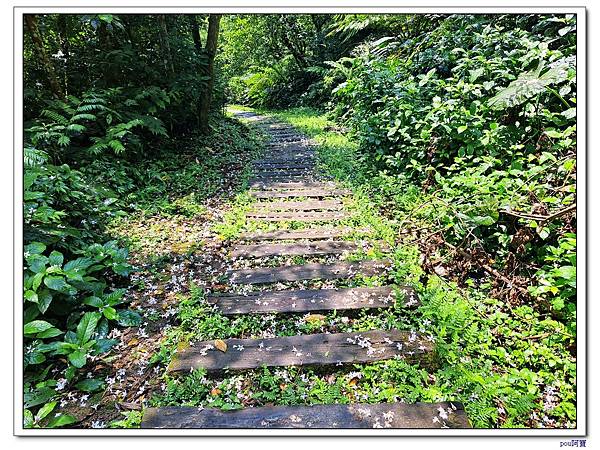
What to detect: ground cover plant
<box><xmin>22</xmin><ymin>12</ymin><xmax>577</xmax><ymax>430</ymax></box>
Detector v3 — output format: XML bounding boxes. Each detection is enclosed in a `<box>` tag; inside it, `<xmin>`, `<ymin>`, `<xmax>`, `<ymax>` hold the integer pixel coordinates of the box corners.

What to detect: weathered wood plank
<box><xmin>230</xmin><ymin>240</ymin><xmax>359</xmax><ymax>258</ymax></box>
<box><xmin>253</xmin><ymin>163</ymin><xmax>314</xmax><ymax>170</ymax></box>
<box><xmin>239</xmin><ymin>227</ymin><xmax>353</xmax><ymax>241</ymax></box>
<box><xmin>168</xmin><ymin>329</ymin><xmax>434</xmax><ymax>374</ymax></box>
<box><xmin>248</xmin><ymin>177</ymin><xmax>317</xmax><ymax>185</ymax></box>
<box><xmin>207</xmin><ymin>286</ymin><xmax>419</xmax><ymax>315</ymax></box>
<box><xmin>252</xmin><ymin>200</ymin><xmax>343</xmax><ymax>211</ymax></box>
<box><xmin>250</xmin><ymin>189</ymin><xmax>350</xmax><ymax>199</ymax></box>
<box><xmin>228</xmin><ymin>259</ymin><xmax>390</xmax><ymax>284</ymax></box>
<box><xmin>248</xmin><ymin>181</ymin><xmax>337</xmax><ymax>190</ymax></box>
<box><xmin>141</xmin><ymin>401</ymin><xmax>470</xmax><ymax>429</ymax></box>
<box><xmin>253</xmin><ymin>158</ymin><xmax>315</xmax><ymax>166</ymax></box>
<box><xmin>246</xmin><ymin>211</ymin><xmax>347</xmax><ymax>222</ymax></box>
<box><xmin>252</xmin><ymin>170</ymin><xmax>313</xmax><ymax>178</ymax></box>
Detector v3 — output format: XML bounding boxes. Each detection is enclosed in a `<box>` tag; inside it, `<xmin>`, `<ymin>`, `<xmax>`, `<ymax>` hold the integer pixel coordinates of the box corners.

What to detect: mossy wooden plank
<box><xmin>227</xmin><ymin>259</ymin><xmax>391</xmax><ymax>284</ymax></box>
<box><xmin>167</xmin><ymin>329</ymin><xmax>435</xmax><ymax>373</ymax></box>
<box><xmin>141</xmin><ymin>401</ymin><xmax>470</xmax><ymax>429</ymax></box>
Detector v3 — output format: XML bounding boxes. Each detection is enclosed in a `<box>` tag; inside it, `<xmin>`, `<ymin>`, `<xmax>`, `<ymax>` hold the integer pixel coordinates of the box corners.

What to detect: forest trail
<box><xmin>141</xmin><ymin>111</ymin><xmax>470</xmax><ymax>429</ymax></box>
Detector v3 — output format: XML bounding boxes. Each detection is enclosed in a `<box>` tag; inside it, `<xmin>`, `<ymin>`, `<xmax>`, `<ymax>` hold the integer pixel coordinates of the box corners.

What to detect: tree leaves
<box><xmin>488</xmin><ymin>58</ymin><xmax>574</xmax><ymax>110</ymax></box>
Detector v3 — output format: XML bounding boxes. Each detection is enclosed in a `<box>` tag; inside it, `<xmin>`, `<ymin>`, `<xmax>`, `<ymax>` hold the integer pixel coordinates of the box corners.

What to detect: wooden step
<box><xmin>207</xmin><ymin>286</ymin><xmax>419</xmax><ymax>315</ymax></box>
<box><xmin>246</xmin><ymin>211</ymin><xmax>347</xmax><ymax>222</ymax></box>
<box><xmin>239</xmin><ymin>227</ymin><xmax>353</xmax><ymax>242</ymax></box>
<box><xmin>230</xmin><ymin>240</ymin><xmax>360</xmax><ymax>258</ymax></box>
<box><xmin>252</xmin><ymin>170</ymin><xmax>313</xmax><ymax>178</ymax></box>
<box><xmin>250</xmin><ymin>189</ymin><xmax>350</xmax><ymax>199</ymax></box>
<box><xmin>251</xmin><ymin>200</ymin><xmax>343</xmax><ymax>211</ymax></box>
<box><xmin>253</xmin><ymin>158</ymin><xmax>315</xmax><ymax>166</ymax></box>
<box><xmin>167</xmin><ymin>329</ymin><xmax>435</xmax><ymax>374</ymax></box>
<box><xmin>253</xmin><ymin>163</ymin><xmax>314</xmax><ymax>170</ymax></box>
<box><xmin>228</xmin><ymin>259</ymin><xmax>390</xmax><ymax>284</ymax></box>
<box><xmin>248</xmin><ymin>177</ymin><xmax>317</xmax><ymax>185</ymax></box>
<box><xmin>249</xmin><ymin>181</ymin><xmax>337</xmax><ymax>190</ymax></box>
<box><xmin>141</xmin><ymin>402</ymin><xmax>470</xmax><ymax>429</ymax></box>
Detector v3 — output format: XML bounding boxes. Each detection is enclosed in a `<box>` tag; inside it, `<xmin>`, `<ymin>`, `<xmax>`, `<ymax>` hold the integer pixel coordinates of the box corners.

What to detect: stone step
<box><xmin>167</xmin><ymin>329</ymin><xmax>435</xmax><ymax>374</ymax></box>
<box><xmin>230</xmin><ymin>240</ymin><xmax>361</xmax><ymax>258</ymax></box>
<box><xmin>239</xmin><ymin>227</ymin><xmax>353</xmax><ymax>242</ymax></box>
<box><xmin>246</xmin><ymin>211</ymin><xmax>347</xmax><ymax>222</ymax></box>
<box><xmin>252</xmin><ymin>200</ymin><xmax>343</xmax><ymax>211</ymax></box>
<box><xmin>228</xmin><ymin>259</ymin><xmax>391</xmax><ymax>284</ymax></box>
<box><xmin>207</xmin><ymin>286</ymin><xmax>419</xmax><ymax>315</ymax></box>
<box><xmin>141</xmin><ymin>402</ymin><xmax>470</xmax><ymax>429</ymax></box>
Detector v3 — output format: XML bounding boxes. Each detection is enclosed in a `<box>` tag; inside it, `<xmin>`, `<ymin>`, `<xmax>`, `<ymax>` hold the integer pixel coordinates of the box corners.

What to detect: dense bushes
<box><xmin>327</xmin><ymin>14</ymin><xmax>576</xmax><ymax>327</ymax></box>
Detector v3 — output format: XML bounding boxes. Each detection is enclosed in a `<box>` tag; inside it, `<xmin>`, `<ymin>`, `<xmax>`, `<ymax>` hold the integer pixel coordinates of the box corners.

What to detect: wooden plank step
<box><xmin>167</xmin><ymin>329</ymin><xmax>435</xmax><ymax>374</ymax></box>
<box><xmin>248</xmin><ymin>177</ymin><xmax>317</xmax><ymax>185</ymax></box>
<box><xmin>239</xmin><ymin>227</ymin><xmax>353</xmax><ymax>241</ymax></box>
<box><xmin>249</xmin><ymin>181</ymin><xmax>337</xmax><ymax>190</ymax></box>
<box><xmin>250</xmin><ymin>189</ymin><xmax>350</xmax><ymax>199</ymax></box>
<box><xmin>246</xmin><ymin>211</ymin><xmax>347</xmax><ymax>222</ymax></box>
<box><xmin>252</xmin><ymin>200</ymin><xmax>343</xmax><ymax>211</ymax></box>
<box><xmin>141</xmin><ymin>402</ymin><xmax>470</xmax><ymax>429</ymax></box>
<box><xmin>230</xmin><ymin>240</ymin><xmax>359</xmax><ymax>258</ymax></box>
<box><xmin>253</xmin><ymin>163</ymin><xmax>314</xmax><ymax>170</ymax></box>
<box><xmin>207</xmin><ymin>286</ymin><xmax>419</xmax><ymax>315</ymax></box>
<box><xmin>252</xmin><ymin>170</ymin><xmax>313</xmax><ymax>178</ymax></box>
<box><xmin>228</xmin><ymin>259</ymin><xmax>390</xmax><ymax>284</ymax></box>
<box><xmin>253</xmin><ymin>158</ymin><xmax>315</xmax><ymax>165</ymax></box>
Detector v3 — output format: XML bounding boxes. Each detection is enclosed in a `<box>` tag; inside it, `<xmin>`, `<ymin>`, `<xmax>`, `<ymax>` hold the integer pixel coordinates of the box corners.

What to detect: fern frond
<box><xmin>24</xmin><ymin>147</ymin><xmax>49</xmax><ymax>167</ymax></box>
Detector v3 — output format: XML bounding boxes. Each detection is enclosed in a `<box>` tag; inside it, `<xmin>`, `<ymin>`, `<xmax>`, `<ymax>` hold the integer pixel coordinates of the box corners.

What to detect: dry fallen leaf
<box><xmin>215</xmin><ymin>339</ymin><xmax>228</xmax><ymax>352</ymax></box>
<box><xmin>305</xmin><ymin>314</ymin><xmax>326</xmax><ymax>324</ymax></box>
<box><xmin>210</xmin><ymin>388</ymin><xmax>222</xmax><ymax>396</ymax></box>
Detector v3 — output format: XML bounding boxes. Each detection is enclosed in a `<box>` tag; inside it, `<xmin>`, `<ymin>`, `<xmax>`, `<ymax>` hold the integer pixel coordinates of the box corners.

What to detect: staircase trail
<box><xmin>141</xmin><ymin>111</ymin><xmax>470</xmax><ymax>429</ymax></box>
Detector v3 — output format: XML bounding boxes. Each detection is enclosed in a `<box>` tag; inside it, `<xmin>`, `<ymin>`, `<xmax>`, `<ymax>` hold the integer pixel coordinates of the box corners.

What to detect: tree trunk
<box><xmin>188</xmin><ymin>15</ymin><xmax>202</xmax><ymax>55</ymax></box>
<box><xmin>198</xmin><ymin>14</ymin><xmax>221</xmax><ymax>134</ymax></box>
<box><xmin>24</xmin><ymin>14</ymin><xmax>64</xmax><ymax>99</ymax></box>
<box><xmin>158</xmin><ymin>15</ymin><xmax>175</xmax><ymax>75</ymax></box>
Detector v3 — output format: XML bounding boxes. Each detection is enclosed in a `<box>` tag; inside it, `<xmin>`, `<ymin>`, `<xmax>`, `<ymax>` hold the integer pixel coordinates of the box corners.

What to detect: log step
<box><xmin>246</xmin><ymin>211</ymin><xmax>347</xmax><ymax>222</ymax></box>
<box><xmin>141</xmin><ymin>402</ymin><xmax>470</xmax><ymax>429</ymax></box>
<box><xmin>167</xmin><ymin>329</ymin><xmax>434</xmax><ymax>373</ymax></box>
<box><xmin>228</xmin><ymin>259</ymin><xmax>390</xmax><ymax>284</ymax></box>
<box><xmin>250</xmin><ymin>189</ymin><xmax>350</xmax><ymax>199</ymax></box>
<box><xmin>230</xmin><ymin>240</ymin><xmax>361</xmax><ymax>258</ymax></box>
<box><xmin>207</xmin><ymin>286</ymin><xmax>419</xmax><ymax>315</ymax></box>
<box><xmin>239</xmin><ymin>227</ymin><xmax>353</xmax><ymax>242</ymax></box>
<box><xmin>252</xmin><ymin>200</ymin><xmax>343</xmax><ymax>211</ymax></box>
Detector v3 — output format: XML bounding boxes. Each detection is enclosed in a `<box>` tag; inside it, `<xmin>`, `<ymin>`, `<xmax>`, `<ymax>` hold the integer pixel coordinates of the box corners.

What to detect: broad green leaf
<box><xmin>36</xmin><ymin>327</ymin><xmax>63</xmax><ymax>339</ymax></box>
<box><xmin>117</xmin><ymin>309</ymin><xmax>142</xmax><ymax>327</ymax></box>
<box><xmin>76</xmin><ymin>312</ymin><xmax>101</xmax><ymax>343</ymax></box>
<box><xmin>24</xmin><ymin>320</ymin><xmax>54</xmax><ymax>335</ymax></box>
<box><xmin>25</xmin><ymin>242</ymin><xmax>46</xmax><ymax>255</ymax></box>
<box><xmin>48</xmin><ymin>251</ymin><xmax>64</xmax><ymax>267</ymax></box>
<box><xmin>24</xmin><ymin>409</ymin><xmax>34</xmax><ymax>428</ymax></box>
<box><xmin>43</xmin><ymin>276</ymin><xmax>69</xmax><ymax>292</ymax></box>
<box><xmin>75</xmin><ymin>378</ymin><xmax>105</xmax><ymax>392</ymax></box>
<box><xmin>36</xmin><ymin>401</ymin><xmax>57</xmax><ymax>421</ymax></box>
<box><xmin>68</xmin><ymin>350</ymin><xmax>87</xmax><ymax>368</ymax></box>
<box><xmin>46</xmin><ymin>413</ymin><xmax>77</xmax><ymax>428</ymax></box>
<box><xmin>37</xmin><ymin>290</ymin><xmax>53</xmax><ymax>314</ymax></box>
